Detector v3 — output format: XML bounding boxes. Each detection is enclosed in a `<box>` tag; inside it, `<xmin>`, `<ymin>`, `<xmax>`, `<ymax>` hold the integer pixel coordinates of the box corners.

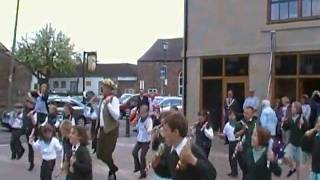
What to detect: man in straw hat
<box><xmin>96</xmin><ymin>79</ymin><xmax>120</xmax><ymax>180</ymax></box>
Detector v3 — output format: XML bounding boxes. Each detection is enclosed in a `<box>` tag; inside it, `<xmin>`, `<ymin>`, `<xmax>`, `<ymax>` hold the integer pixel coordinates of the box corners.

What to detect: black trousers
<box><xmin>228</xmin><ymin>141</ymin><xmax>238</xmax><ymax>176</ymax></box>
<box><xmin>90</xmin><ymin>120</ymin><xmax>97</xmax><ymax>150</ymax></box>
<box><xmin>237</xmin><ymin>151</ymin><xmax>247</xmax><ymax>180</ymax></box>
<box><xmin>132</xmin><ymin>141</ymin><xmax>150</xmax><ymax>175</ymax></box>
<box><xmin>10</xmin><ymin>129</ymin><xmax>24</xmax><ymax>157</ymax></box>
<box><xmin>40</xmin><ymin>159</ymin><xmax>55</xmax><ymax>180</ymax></box>
<box><xmin>37</xmin><ymin>113</ymin><xmax>47</xmax><ymax>125</ymax></box>
<box><xmin>24</xmin><ymin>128</ymin><xmax>35</xmax><ymax>164</ymax></box>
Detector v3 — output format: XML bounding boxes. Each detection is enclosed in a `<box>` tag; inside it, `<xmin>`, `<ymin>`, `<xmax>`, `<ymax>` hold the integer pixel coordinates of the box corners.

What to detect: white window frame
<box><xmin>140</xmin><ymin>80</ymin><xmax>145</xmax><ymax>90</ymax></box>
<box><xmin>53</xmin><ymin>81</ymin><xmax>59</xmax><ymax>88</ymax></box>
<box><xmin>125</xmin><ymin>89</ymin><xmax>134</xmax><ymax>94</ymax></box>
<box><xmin>61</xmin><ymin>81</ymin><xmax>67</xmax><ymax>88</ymax></box>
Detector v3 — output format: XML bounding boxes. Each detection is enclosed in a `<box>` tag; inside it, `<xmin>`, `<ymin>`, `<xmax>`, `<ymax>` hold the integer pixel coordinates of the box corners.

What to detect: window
<box><xmin>275</xmin><ymin>55</ymin><xmax>297</xmax><ymax>75</ymax></box>
<box><xmin>300</xmin><ymin>54</ymin><xmax>320</xmax><ymax>75</ymax></box>
<box><xmin>178</xmin><ymin>72</ymin><xmax>183</xmax><ymax>96</ymax></box>
<box><xmin>148</xmin><ymin>88</ymin><xmax>158</xmax><ymax>94</ymax></box>
<box><xmin>225</xmin><ymin>57</ymin><xmax>248</xmax><ymax>76</ymax></box>
<box><xmin>125</xmin><ymin>89</ymin><xmax>134</xmax><ymax>94</ymax></box>
<box><xmin>269</xmin><ymin>0</ymin><xmax>320</xmax><ymax>22</ymax></box>
<box><xmin>202</xmin><ymin>58</ymin><xmax>222</xmax><ymax>76</ymax></box>
<box><xmin>53</xmin><ymin>81</ymin><xmax>59</xmax><ymax>88</ymax></box>
<box><xmin>85</xmin><ymin>81</ymin><xmax>91</xmax><ymax>87</ymax></box>
<box><xmin>61</xmin><ymin>81</ymin><xmax>66</xmax><ymax>88</ymax></box>
<box><xmin>139</xmin><ymin>80</ymin><xmax>144</xmax><ymax>90</ymax></box>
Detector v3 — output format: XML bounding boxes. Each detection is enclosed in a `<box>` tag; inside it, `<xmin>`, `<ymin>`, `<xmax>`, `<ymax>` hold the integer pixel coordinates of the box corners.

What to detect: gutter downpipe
<box><xmin>183</xmin><ymin>0</ymin><xmax>188</xmax><ymax>116</ymax></box>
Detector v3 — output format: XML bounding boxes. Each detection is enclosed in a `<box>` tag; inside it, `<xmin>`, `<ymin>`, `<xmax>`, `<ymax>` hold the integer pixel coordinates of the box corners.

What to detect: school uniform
<box><xmin>9</xmin><ymin>111</ymin><xmax>24</xmax><ymax>159</ymax></box>
<box><xmin>301</xmin><ymin>132</ymin><xmax>320</xmax><ymax>180</ymax></box>
<box><xmin>223</xmin><ymin>120</ymin><xmax>239</xmax><ymax>176</ymax></box>
<box><xmin>168</xmin><ymin>137</ymin><xmax>217</xmax><ymax>180</ymax></box>
<box><xmin>70</xmin><ymin>144</ymin><xmax>93</xmax><ymax>180</ymax></box>
<box><xmin>282</xmin><ymin>114</ymin><xmax>308</xmax><ymax>163</ymax></box>
<box><xmin>194</xmin><ymin>122</ymin><xmax>214</xmax><ymax>158</ymax></box>
<box><xmin>153</xmin><ymin>143</ymin><xmax>172</xmax><ymax>180</ymax></box>
<box><xmin>132</xmin><ymin>116</ymin><xmax>153</xmax><ymax>177</ymax></box>
<box><xmin>63</xmin><ymin>114</ymin><xmax>76</xmax><ymax>126</ymax></box>
<box><xmin>30</xmin><ymin>91</ymin><xmax>49</xmax><ymax>125</ymax></box>
<box><xmin>244</xmin><ymin>147</ymin><xmax>282</xmax><ymax>180</ymax></box>
<box><xmin>234</xmin><ymin>117</ymin><xmax>257</xmax><ymax>179</ymax></box>
<box><xmin>21</xmin><ymin>107</ymin><xmax>36</xmax><ymax>168</ymax></box>
<box><xmin>31</xmin><ymin>137</ymin><xmax>62</xmax><ymax>180</ymax></box>
<box><xmin>61</xmin><ymin>137</ymin><xmax>72</xmax><ymax>180</ymax></box>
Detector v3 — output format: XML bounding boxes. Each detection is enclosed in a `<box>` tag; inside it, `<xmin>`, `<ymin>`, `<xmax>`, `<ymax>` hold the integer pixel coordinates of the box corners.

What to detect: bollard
<box><xmin>125</xmin><ymin>111</ymin><xmax>130</xmax><ymax>137</ymax></box>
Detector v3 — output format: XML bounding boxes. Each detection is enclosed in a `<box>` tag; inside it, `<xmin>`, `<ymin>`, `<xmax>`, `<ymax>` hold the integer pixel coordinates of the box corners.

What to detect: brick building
<box><xmin>0</xmin><ymin>43</ymin><xmax>34</xmax><ymax>110</ymax></box>
<box><xmin>138</xmin><ymin>38</ymin><xmax>183</xmax><ymax>96</ymax></box>
<box><xmin>49</xmin><ymin>63</ymin><xmax>138</xmax><ymax>96</ymax></box>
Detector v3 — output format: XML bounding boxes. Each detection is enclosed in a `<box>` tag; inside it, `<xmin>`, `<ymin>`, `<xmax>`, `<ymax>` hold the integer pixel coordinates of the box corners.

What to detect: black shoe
<box><xmin>227</xmin><ymin>173</ymin><xmax>238</xmax><ymax>178</ymax></box>
<box><xmin>286</xmin><ymin>169</ymin><xmax>296</xmax><ymax>177</ymax></box>
<box><xmin>28</xmin><ymin>163</ymin><xmax>34</xmax><ymax>171</ymax></box>
<box><xmin>133</xmin><ymin>169</ymin><xmax>139</xmax><ymax>173</ymax></box>
<box><xmin>108</xmin><ymin>172</ymin><xmax>116</xmax><ymax>180</ymax></box>
<box><xmin>139</xmin><ymin>174</ymin><xmax>147</xmax><ymax>179</ymax></box>
<box><xmin>17</xmin><ymin>148</ymin><xmax>25</xmax><ymax>160</ymax></box>
<box><xmin>11</xmin><ymin>154</ymin><xmax>16</xmax><ymax>160</ymax></box>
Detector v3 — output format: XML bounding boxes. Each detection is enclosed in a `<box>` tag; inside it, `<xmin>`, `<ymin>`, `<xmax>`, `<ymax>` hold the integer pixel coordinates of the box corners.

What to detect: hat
<box><xmin>102</xmin><ymin>79</ymin><xmax>117</xmax><ymax>90</ymax></box>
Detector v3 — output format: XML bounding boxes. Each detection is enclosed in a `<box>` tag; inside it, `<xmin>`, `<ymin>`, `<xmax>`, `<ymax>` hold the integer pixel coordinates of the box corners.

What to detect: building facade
<box><xmin>185</xmin><ymin>0</ymin><xmax>320</xmax><ymax>125</ymax></box>
<box><xmin>0</xmin><ymin>43</ymin><xmax>35</xmax><ymax>110</ymax></box>
<box><xmin>138</xmin><ymin>38</ymin><xmax>183</xmax><ymax>96</ymax></box>
<box><xmin>49</xmin><ymin>63</ymin><xmax>138</xmax><ymax>96</ymax></box>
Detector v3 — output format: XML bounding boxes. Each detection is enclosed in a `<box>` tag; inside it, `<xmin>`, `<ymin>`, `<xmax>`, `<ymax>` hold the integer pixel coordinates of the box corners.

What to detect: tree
<box><xmin>16</xmin><ymin>24</ymin><xmax>76</xmax><ymax>83</ymax></box>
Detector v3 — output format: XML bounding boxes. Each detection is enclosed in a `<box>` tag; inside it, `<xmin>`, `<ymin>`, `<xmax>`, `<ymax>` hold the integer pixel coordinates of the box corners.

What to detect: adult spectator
<box><xmin>224</xmin><ymin>90</ymin><xmax>240</xmax><ymax>126</ymax></box>
<box><xmin>301</xmin><ymin>94</ymin><xmax>311</xmax><ymax>126</ymax></box>
<box><xmin>260</xmin><ymin>99</ymin><xmax>278</xmax><ymax>137</ymax></box>
<box><xmin>137</xmin><ymin>89</ymin><xmax>150</xmax><ymax>113</ymax></box>
<box><xmin>243</xmin><ymin>89</ymin><xmax>260</xmax><ymax>112</ymax></box>
<box><xmin>310</xmin><ymin>90</ymin><xmax>320</xmax><ymax>129</ymax></box>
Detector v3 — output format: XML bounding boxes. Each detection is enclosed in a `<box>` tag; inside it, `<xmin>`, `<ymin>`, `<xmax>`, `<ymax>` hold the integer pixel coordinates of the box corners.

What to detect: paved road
<box><xmin>0</xmin><ymin>122</ymin><xmax>311</xmax><ymax>180</ymax></box>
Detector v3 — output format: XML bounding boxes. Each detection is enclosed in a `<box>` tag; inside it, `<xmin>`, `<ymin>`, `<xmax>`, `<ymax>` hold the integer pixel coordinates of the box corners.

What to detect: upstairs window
<box><xmin>269</xmin><ymin>0</ymin><xmax>320</xmax><ymax>22</ymax></box>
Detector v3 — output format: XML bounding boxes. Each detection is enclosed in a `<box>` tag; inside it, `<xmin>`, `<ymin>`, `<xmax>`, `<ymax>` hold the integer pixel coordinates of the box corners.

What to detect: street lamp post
<box><xmin>82</xmin><ymin>51</ymin><xmax>97</xmax><ymax>103</ymax></box>
<box><xmin>7</xmin><ymin>0</ymin><xmax>20</xmax><ymax>107</ymax></box>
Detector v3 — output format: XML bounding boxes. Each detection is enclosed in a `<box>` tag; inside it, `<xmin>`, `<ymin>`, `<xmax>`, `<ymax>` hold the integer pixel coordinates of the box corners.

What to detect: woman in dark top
<box><xmin>69</xmin><ymin>126</ymin><xmax>92</xmax><ymax>180</ymax></box>
<box><xmin>282</xmin><ymin>101</ymin><xmax>308</xmax><ymax>178</ymax></box>
<box><xmin>301</xmin><ymin>118</ymin><xmax>320</xmax><ymax>180</ymax></box>
<box><xmin>193</xmin><ymin>110</ymin><xmax>214</xmax><ymax>158</ymax></box>
<box><xmin>244</xmin><ymin>127</ymin><xmax>281</xmax><ymax>180</ymax></box>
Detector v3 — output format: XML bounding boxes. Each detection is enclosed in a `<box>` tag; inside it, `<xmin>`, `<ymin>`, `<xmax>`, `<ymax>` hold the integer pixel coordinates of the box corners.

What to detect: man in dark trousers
<box><xmin>162</xmin><ymin>112</ymin><xmax>216</xmax><ymax>180</ymax></box>
<box><xmin>96</xmin><ymin>79</ymin><xmax>120</xmax><ymax>180</ymax></box>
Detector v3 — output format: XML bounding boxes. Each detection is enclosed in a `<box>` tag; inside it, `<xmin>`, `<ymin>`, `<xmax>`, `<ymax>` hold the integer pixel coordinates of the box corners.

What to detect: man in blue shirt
<box><xmin>260</xmin><ymin>99</ymin><xmax>277</xmax><ymax>137</ymax></box>
<box><xmin>243</xmin><ymin>89</ymin><xmax>260</xmax><ymax>112</ymax></box>
<box><xmin>28</xmin><ymin>83</ymin><xmax>49</xmax><ymax>125</ymax></box>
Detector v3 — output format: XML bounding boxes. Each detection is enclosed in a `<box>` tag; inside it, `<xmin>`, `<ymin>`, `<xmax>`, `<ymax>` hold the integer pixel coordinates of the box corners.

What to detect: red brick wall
<box><xmin>116</xmin><ymin>80</ymin><xmax>139</xmax><ymax>95</ymax></box>
<box><xmin>0</xmin><ymin>53</ymin><xmax>32</xmax><ymax>110</ymax></box>
<box><xmin>138</xmin><ymin>60</ymin><xmax>182</xmax><ymax>96</ymax></box>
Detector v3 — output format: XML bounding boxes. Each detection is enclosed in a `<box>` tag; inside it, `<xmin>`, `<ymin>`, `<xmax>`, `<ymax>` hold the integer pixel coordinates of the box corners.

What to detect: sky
<box><xmin>0</xmin><ymin>0</ymin><xmax>183</xmax><ymax>64</ymax></box>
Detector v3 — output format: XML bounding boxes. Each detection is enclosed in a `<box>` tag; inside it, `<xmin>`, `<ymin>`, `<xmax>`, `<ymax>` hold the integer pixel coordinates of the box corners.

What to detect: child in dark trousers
<box><xmin>29</xmin><ymin>124</ymin><xmax>62</xmax><ymax>180</ymax></box>
<box><xmin>221</xmin><ymin>110</ymin><xmax>239</xmax><ymax>177</ymax></box>
<box><xmin>302</xmin><ymin>118</ymin><xmax>320</xmax><ymax>180</ymax></box>
<box><xmin>69</xmin><ymin>126</ymin><xmax>92</xmax><ymax>180</ymax></box>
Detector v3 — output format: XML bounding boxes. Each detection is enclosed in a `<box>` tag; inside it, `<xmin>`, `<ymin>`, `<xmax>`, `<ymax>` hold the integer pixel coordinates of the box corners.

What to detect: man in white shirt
<box><xmin>96</xmin><ymin>79</ymin><xmax>120</xmax><ymax>180</ymax></box>
<box><xmin>132</xmin><ymin>104</ymin><xmax>153</xmax><ymax>179</ymax></box>
<box><xmin>243</xmin><ymin>89</ymin><xmax>260</xmax><ymax>112</ymax></box>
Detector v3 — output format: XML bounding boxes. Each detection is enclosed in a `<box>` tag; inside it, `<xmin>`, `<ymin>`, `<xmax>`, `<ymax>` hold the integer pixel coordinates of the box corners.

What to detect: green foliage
<box><xmin>16</xmin><ymin>24</ymin><xmax>76</xmax><ymax>80</ymax></box>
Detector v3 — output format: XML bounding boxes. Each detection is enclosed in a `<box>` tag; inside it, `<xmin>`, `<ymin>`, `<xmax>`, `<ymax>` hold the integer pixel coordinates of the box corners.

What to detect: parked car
<box><xmin>48</xmin><ymin>97</ymin><xmax>88</xmax><ymax>124</ymax></box>
<box><xmin>155</xmin><ymin>97</ymin><xmax>183</xmax><ymax>112</ymax></box>
<box><xmin>1</xmin><ymin>108</ymin><xmax>15</xmax><ymax>129</ymax></box>
<box><xmin>119</xmin><ymin>93</ymin><xmax>134</xmax><ymax>104</ymax></box>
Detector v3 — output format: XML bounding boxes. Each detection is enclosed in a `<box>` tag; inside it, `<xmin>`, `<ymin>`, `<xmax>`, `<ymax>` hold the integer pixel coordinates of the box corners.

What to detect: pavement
<box><xmin>0</xmin><ymin>121</ymin><xmax>311</xmax><ymax>180</ymax></box>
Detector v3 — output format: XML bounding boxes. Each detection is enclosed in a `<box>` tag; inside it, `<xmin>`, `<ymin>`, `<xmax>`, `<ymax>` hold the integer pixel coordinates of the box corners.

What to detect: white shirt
<box><xmin>99</xmin><ymin>96</ymin><xmax>120</xmax><ymax>127</ymax></box>
<box><xmin>302</xmin><ymin>104</ymin><xmax>311</xmax><ymax>122</ymax></box>
<box><xmin>223</xmin><ymin>122</ymin><xmax>236</xmax><ymax>141</ymax></box>
<box><xmin>136</xmin><ymin>116</ymin><xmax>153</xmax><ymax>142</ymax></box>
<box><xmin>172</xmin><ymin>137</ymin><xmax>188</xmax><ymax>156</ymax></box>
<box><xmin>31</xmin><ymin>137</ymin><xmax>62</xmax><ymax>161</ymax></box>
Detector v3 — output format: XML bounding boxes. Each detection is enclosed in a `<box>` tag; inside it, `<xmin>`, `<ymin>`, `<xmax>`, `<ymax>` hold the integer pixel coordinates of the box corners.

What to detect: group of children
<box><xmin>9</xmin><ymin>98</ymin><xmax>93</xmax><ymax>180</ymax></box>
